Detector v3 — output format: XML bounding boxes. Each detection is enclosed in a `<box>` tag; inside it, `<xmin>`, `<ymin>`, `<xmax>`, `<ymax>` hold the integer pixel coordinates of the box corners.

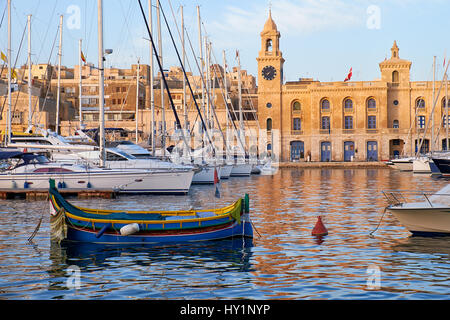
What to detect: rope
<box><xmin>250</xmin><ymin>219</ymin><xmax>261</xmax><ymax>238</ymax></box>
<box><xmin>369</xmin><ymin>206</ymin><xmax>388</xmax><ymax>237</ymax></box>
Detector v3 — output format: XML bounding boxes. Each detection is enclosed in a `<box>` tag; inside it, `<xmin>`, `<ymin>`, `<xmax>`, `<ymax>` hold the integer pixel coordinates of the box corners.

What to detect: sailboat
<box><xmin>1</xmin><ymin>0</ymin><xmax>195</xmax><ymax>194</ymax></box>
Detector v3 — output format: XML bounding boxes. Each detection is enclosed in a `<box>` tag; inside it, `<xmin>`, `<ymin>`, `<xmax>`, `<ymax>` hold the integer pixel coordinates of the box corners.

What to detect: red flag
<box><xmin>344</xmin><ymin>67</ymin><xmax>352</xmax><ymax>82</ymax></box>
<box><xmin>214</xmin><ymin>167</ymin><xmax>219</xmax><ymax>184</ymax></box>
<box><xmin>81</xmin><ymin>51</ymin><xmax>86</xmax><ymax>64</ymax></box>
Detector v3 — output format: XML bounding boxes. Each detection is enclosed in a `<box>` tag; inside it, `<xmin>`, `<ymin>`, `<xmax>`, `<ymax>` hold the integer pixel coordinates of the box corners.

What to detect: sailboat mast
<box><xmin>205</xmin><ymin>37</ymin><xmax>210</xmax><ymax>129</ymax></box>
<box><xmin>6</xmin><ymin>0</ymin><xmax>11</xmax><ymax>144</ymax></box>
<box><xmin>446</xmin><ymin>69</ymin><xmax>449</xmax><ymax>151</ymax></box>
<box><xmin>27</xmin><ymin>14</ymin><xmax>32</xmax><ymax>128</ymax></box>
<box><xmin>181</xmin><ymin>5</ymin><xmax>188</xmax><ymax>132</ymax></box>
<box><xmin>56</xmin><ymin>15</ymin><xmax>63</xmax><ymax>135</ymax></box>
<box><xmin>223</xmin><ymin>50</ymin><xmax>229</xmax><ymax>155</ymax></box>
<box><xmin>197</xmin><ymin>6</ymin><xmax>205</xmax><ymax>125</ymax></box>
<box><xmin>148</xmin><ymin>0</ymin><xmax>155</xmax><ymax>157</ymax></box>
<box><xmin>79</xmin><ymin>39</ymin><xmax>83</xmax><ymax>129</ymax></box>
<box><xmin>237</xmin><ymin>50</ymin><xmax>244</xmax><ymax>149</ymax></box>
<box><xmin>431</xmin><ymin>56</ymin><xmax>436</xmax><ymax>153</ymax></box>
<box><xmin>156</xmin><ymin>0</ymin><xmax>165</xmax><ymax>156</ymax></box>
<box><xmin>136</xmin><ymin>59</ymin><xmax>140</xmax><ymax>144</ymax></box>
<box><xmin>97</xmin><ymin>0</ymin><xmax>106</xmax><ymax>167</ymax></box>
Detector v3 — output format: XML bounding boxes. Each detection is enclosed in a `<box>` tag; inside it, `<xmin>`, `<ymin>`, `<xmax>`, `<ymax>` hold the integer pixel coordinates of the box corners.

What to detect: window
<box><xmin>367</xmin><ymin>98</ymin><xmax>376</xmax><ymax>109</ymax></box>
<box><xmin>344</xmin><ymin>99</ymin><xmax>353</xmax><ymax>110</ymax></box>
<box><xmin>393</xmin><ymin>100</ymin><xmax>399</xmax><ymax>106</ymax></box>
<box><xmin>321</xmin><ymin>99</ymin><xmax>330</xmax><ymax>111</ymax></box>
<box><xmin>292</xmin><ymin>101</ymin><xmax>301</xmax><ymax>111</ymax></box>
<box><xmin>416</xmin><ymin>98</ymin><xmax>425</xmax><ymax>109</ymax></box>
<box><xmin>393</xmin><ymin>120</ymin><xmax>399</xmax><ymax>128</ymax></box>
<box><xmin>344</xmin><ymin>116</ymin><xmax>353</xmax><ymax>129</ymax></box>
<box><xmin>293</xmin><ymin>118</ymin><xmax>301</xmax><ymax>130</ymax></box>
<box><xmin>418</xmin><ymin>116</ymin><xmax>425</xmax><ymax>128</ymax></box>
<box><xmin>266</xmin><ymin>102</ymin><xmax>272</xmax><ymax>108</ymax></box>
<box><xmin>368</xmin><ymin>116</ymin><xmax>377</xmax><ymax>129</ymax></box>
<box><xmin>443</xmin><ymin>116</ymin><xmax>450</xmax><ymax>128</ymax></box>
<box><xmin>321</xmin><ymin>116</ymin><xmax>330</xmax><ymax>130</ymax></box>
<box><xmin>392</xmin><ymin>70</ymin><xmax>399</xmax><ymax>83</ymax></box>
<box><xmin>266</xmin><ymin>118</ymin><xmax>272</xmax><ymax>131</ymax></box>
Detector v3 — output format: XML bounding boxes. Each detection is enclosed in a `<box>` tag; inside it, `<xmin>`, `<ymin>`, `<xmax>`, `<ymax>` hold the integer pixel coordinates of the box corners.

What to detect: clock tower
<box><xmin>256</xmin><ymin>9</ymin><xmax>284</xmax><ymax>159</ymax></box>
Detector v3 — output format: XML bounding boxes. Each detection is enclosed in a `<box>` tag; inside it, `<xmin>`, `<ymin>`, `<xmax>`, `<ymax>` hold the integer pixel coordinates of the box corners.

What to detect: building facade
<box><xmin>257</xmin><ymin>11</ymin><xmax>450</xmax><ymax>162</ymax></box>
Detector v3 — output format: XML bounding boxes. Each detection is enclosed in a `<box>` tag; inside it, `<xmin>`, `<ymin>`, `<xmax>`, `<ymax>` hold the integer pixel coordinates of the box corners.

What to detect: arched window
<box><xmin>321</xmin><ymin>99</ymin><xmax>330</xmax><ymax>111</ymax></box>
<box><xmin>367</xmin><ymin>98</ymin><xmax>376</xmax><ymax>109</ymax></box>
<box><xmin>266</xmin><ymin>39</ymin><xmax>273</xmax><ymax>52</ymax></box>
<box><xmin>416</xmin><ymin>98</ymin><xmax>425</xmax><ymax>109</ymax></box>
<box><xmin>266</xmin><ymin>118</ymin><xmax>272</xmax><ymax>131</ymax></box>
<box><xmin>392</xmin><ymin>70</ymin><xmax>399</xmax><ymax>83</ymax></box>
<box><xmin>292</xmin><ymin>101</ymin><xmax>301</xmax><ymax>111</ymax></box>
<box><xmin>393</xmin><ymin>120</ymin><xmax>399</xmax><ymax>128</ymax></box>
<box><xmin>442</xmin><ymin>97</ymin><xmax>450</xmax><ymax>109</ymax></box>
<box><xmin>344</xmin><ymin>98</ymin><xmax>353</xmax><ymax>110</ymax></box>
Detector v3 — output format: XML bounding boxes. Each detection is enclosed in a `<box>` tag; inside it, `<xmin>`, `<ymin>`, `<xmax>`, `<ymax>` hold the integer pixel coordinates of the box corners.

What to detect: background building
<box><xmin>257</xmin><ymin>11</ymin><xmax>450</xmax><ymax>162</ymax></box>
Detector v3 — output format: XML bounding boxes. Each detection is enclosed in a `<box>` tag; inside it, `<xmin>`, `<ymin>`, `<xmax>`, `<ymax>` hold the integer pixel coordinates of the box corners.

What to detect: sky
<box><xmin>1</xmin><ymin>0</ymin><xmax>449</xmax><ymax>85</ymax></box>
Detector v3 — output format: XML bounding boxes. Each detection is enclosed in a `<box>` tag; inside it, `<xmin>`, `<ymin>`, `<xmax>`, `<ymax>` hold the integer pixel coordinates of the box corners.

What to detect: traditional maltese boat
<box><xmin>49</xmin><ymin>180</ymin><xmax>253</xmax><ymax>244</ymax></box>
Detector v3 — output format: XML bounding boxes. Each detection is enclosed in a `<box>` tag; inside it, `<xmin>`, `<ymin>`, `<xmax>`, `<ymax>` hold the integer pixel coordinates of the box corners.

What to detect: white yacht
<box><xmin>0</xmin><ymin>150</ymin><xmax>194</xmax><ymax>194</ymax></box>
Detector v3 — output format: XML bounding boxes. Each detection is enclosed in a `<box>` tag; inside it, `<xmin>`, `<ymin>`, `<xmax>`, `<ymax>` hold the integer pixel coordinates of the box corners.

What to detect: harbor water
<box><xmin>1</xmin><ymin>167</ymin><xmax>450</xmax><ymax>299</ymax></box>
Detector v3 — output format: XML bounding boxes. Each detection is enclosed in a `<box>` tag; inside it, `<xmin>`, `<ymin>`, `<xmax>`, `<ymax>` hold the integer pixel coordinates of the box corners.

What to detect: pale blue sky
<box><xmin>1</xmin><ymin>0</ymin><xmax>449</xmax><ymax>84</ymax></box>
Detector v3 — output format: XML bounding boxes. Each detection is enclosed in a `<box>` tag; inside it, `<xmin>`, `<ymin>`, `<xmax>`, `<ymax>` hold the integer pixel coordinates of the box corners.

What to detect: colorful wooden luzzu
<box><xmin>48</xmin><ymin>179</ymin><xmax>253</xmax><ymax>244</ymax></box>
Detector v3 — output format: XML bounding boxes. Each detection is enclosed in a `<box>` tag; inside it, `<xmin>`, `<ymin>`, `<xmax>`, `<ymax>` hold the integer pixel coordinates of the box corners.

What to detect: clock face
<box><xmin>262</xmin><ymin>65</ymin><xmax>277</xmax><ymax>80</ymax></box>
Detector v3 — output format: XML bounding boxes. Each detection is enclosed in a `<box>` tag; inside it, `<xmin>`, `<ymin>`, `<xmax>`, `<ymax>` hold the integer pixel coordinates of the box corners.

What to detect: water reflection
<box><xmin>1</xmin><ymin>168</ymin><xmax>450</xmax><ymax>299</ymax></box>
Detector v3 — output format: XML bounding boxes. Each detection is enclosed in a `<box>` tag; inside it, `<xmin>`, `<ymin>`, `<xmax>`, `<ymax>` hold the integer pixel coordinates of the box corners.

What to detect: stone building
<box><xmin>257</xmin><ymin>11</ymin><xmax>450</xmax><ymax>162</ymax></box>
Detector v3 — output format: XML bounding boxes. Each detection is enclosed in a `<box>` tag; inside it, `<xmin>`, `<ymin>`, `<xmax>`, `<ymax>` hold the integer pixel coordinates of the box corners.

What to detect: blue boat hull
<box><xmin>64</xmin><ymin>218</ymin><xmax>253</xmax><ymax>244</ymax></box>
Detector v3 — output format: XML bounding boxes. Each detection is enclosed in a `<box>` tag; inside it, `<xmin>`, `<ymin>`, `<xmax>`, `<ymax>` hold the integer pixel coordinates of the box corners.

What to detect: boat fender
<box><xmin>95</xmin><ymin>223</ymin><xmax>112</xmax><ymax>238</ymax></box>
<box><xmin>57</xmin><ymin>181</ymin><xmax>62</xmax><ymax>188</ymax></box>
<box><xmin>87</xmin><ymin>182</ymin><xmax>92</xmax><ymax>188</ymax></box>
<box><xmin>24</xmin><ymin>181</ymin><xmax>29</xmax><ymax>189</ymax></box>
<box><xmin>61</xmin><ymin>181</ymin><xmax>66</xmax><ymax>188</ymax></box>
<box><xmin>120</xmin><ymin>223</ymin><xmax>140</xmax><ymax>236</ymax></box>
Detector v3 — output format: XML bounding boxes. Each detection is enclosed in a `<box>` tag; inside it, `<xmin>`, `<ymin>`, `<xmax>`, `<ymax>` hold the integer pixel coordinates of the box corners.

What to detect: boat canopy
<box><xmin>0</xmin><ymin>151</ymin><xmax>24</xmax><ymax>160</ymax></box>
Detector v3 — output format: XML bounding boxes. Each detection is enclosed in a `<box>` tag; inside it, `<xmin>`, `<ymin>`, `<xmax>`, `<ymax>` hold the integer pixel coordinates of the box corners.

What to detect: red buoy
<box><xmin>312</xmin><ymin>216</ymin><xmax>328</xmax><ymax>236</ymax></box>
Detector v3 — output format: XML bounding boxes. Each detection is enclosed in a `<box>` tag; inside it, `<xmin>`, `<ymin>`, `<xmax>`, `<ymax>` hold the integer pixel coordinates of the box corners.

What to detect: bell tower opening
<box><xmin>266</xmin><ymin>39</ymin><xmax>273</xmax><ymax>52</ymax></box>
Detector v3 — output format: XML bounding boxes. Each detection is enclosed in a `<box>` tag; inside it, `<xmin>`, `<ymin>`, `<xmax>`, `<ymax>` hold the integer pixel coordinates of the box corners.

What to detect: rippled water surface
<box><xmin>1</xmin><ymin>168</ymin><xmax>450</xmax><ymax>299</ymax></box>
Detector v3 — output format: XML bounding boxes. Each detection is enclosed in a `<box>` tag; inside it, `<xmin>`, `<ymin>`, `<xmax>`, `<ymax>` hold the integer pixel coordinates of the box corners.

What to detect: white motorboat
<box><xmin>220</xmin><ymin>164</ymin><xmax>233</xmax><ymax>179</ymax></box>
<box><xmin>0</xmin><ymin>150</ymin><xmax>194</xmax><ymax>194</ymax></box>
<box><xmin>384</xmin><ymin>184</ymin><xmax>450</xmax><ymax>236</ymax></box>
<box><xmin>390</xmin><ymin>157</ymin><xmax>414</xmax><ymax>171</ymax></box>
<box><xmin>230</xmin><ymin>163</ymin><xmax>252</xmax><ymax>177</ymax></box>
<box><xmin>259</xmin><ymin>161</ymin><xmax>278</xmax><ymax>176</ymax></box>
<box><xmin>412</xmin><ymin>157</ymin><xmax>431</xmax><ymax>173</ymax></box>
<box><xmin>192</xmin><ymin>165</ymin><xmax>221</xmax><ymax>184</ymax></box>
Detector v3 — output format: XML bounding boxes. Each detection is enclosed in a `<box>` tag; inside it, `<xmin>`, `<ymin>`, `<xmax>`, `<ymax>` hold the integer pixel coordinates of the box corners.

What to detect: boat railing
<box><xmin>381</xmin><ymin>190</ymin><xmax>447</xmax><ymax>207</ymax></box>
